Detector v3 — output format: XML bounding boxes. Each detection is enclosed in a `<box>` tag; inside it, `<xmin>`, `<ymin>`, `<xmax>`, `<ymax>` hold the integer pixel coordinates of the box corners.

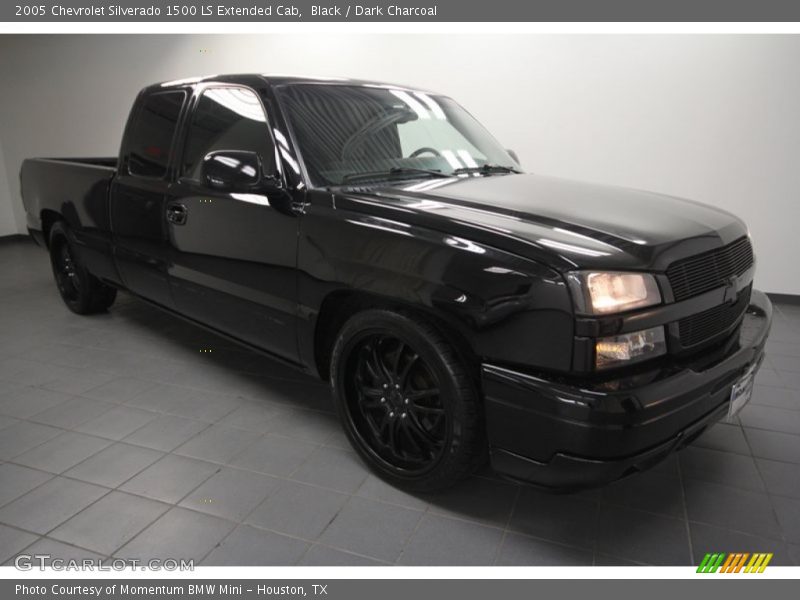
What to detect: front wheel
<box><xmin>49</xmin><ymin>222</ymin><xmax>116</xmax><ymax>315</ymax></box>
<box><xmin>330</xmin><ymin>310</ymin><xmax>484</xmax><ymax>492</ymax></box>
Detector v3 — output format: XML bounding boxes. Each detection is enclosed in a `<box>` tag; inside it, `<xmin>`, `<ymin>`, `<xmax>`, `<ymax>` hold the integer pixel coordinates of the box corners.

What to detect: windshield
<box><xmin>276</xmin><ymin>84</ymin><xmax>519</xmax><ymax>186</ymax></box>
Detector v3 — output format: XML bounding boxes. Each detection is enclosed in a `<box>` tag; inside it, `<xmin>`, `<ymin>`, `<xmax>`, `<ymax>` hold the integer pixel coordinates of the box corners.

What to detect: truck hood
<box><xmin>345</xmin><ymin>173</ymin><xmax>748</xmax><ymax>271</ymax></box>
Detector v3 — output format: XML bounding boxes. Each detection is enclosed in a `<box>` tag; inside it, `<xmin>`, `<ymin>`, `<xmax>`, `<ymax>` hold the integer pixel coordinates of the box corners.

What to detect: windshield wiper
<box><xmin>453</xmin><ymin>164</ymin><xmax>521</xmax><ymax>176</ymax></box>
<box><xmin>340</xmin><ymin>167</ymin><xmax>450</xmax><ymax>184</ymax></box>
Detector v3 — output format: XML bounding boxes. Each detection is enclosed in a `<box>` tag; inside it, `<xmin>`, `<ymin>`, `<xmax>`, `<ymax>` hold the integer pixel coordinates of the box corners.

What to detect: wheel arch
<box><xmin>40</xmin><ymin>209</ymin><xmax>64</xmax><ymax>248</ymax></box>
<box><xmin>312</xmin><ymin>289</ymin><xmax>480</xmax><ymax>385</ymax></box>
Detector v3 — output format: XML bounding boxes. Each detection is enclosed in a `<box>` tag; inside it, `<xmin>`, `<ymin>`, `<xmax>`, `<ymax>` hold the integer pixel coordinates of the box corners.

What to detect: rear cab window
<box><xmin>126</xmin><ymin>91</ymin><xmax>186</xmax><ymax>178</ymax></box>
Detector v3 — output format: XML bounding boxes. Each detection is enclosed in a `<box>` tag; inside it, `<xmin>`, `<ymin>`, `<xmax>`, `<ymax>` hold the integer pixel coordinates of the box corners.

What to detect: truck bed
<box><xmin>20</xmin><ymin>156</ymin><xmax>119</xmax><ymax>282</ymax></box>
<box><xmin>40</xmin><ymin>157</ymin><xmax>118</xmax><ymax>168</ymax></box>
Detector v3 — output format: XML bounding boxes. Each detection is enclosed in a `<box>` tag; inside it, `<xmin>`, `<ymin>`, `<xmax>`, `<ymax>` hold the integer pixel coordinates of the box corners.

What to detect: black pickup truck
<box><xmin>20</xmin><ymin>74</ymin><xmax>772</xmax><ymax>491</ymax></box>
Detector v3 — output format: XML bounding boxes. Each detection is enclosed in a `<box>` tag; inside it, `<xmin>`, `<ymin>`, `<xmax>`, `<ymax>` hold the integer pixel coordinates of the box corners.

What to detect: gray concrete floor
<box><xmin>0</xmin><ymin>238</ymin><xmax>799</xmax><ymax>566</ymax></box>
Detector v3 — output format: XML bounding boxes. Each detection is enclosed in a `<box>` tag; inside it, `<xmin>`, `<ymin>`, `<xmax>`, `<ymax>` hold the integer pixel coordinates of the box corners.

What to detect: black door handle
<box><xmin>166</xmin><ymin>203</ymin><xmax>188</xmax><ymax>225</ymax></box>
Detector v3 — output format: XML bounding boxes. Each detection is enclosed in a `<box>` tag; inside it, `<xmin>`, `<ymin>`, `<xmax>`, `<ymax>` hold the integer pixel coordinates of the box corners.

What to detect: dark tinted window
<box><xmin>127</xmin><ymin>91</ymin><xmax>185</xmax><ymax>178</ymax></box>
<box><xmin>182</xmin><ymin>87</ymin><xmax>275</xmax><ymax>180</ymax></box>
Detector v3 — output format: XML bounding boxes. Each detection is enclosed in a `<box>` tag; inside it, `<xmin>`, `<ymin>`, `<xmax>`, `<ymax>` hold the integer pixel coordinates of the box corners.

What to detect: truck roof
<box><xmin>147</xmin><ymin>73</ymin><xmax>437</xmax><ymax>94</ymax></box>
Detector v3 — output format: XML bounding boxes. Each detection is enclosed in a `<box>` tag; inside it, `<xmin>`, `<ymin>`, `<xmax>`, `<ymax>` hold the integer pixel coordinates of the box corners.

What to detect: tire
<box><xmin>330</xmin><ymin>309</ymin><xmax>485</xmax><ymax>492</ymax></box>
<box><xmin>48</xmin><ymin>222</ymin><xmax>117</xmax><ymax>315</ymax></box>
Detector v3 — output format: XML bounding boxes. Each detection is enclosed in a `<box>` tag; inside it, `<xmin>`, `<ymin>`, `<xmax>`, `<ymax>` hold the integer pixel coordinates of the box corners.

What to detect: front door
<box><xmin>166</xmin><ymin>85</ymin><xmax>300</xmax><ymax>361</ymax></box>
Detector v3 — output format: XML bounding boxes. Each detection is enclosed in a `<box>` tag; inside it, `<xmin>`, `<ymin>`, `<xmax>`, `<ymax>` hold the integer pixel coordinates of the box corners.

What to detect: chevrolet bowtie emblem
<box><xmin>723</xmin><ymin>275</ymin><xmax>739</xmax><ymax>304</ymax></box>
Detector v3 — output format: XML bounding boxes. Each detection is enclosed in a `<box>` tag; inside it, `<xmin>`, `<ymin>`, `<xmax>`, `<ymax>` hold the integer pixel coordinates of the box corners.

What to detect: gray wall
<box><xmin>0</xmin><ymin>139</ymin><xmax>14</xmax><ymax>236</ymax></box>
<box><xmin>0</xmin><ymin>34</ymin><xmax>798</xmax><ymax>293</ymax></box>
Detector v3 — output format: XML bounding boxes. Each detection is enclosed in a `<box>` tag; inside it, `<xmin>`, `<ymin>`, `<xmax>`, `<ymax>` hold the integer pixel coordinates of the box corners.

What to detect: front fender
<box><xmin>297</xmin><ymin>197</ymin><xmax>575</xmax><ymax>375</ymax></box>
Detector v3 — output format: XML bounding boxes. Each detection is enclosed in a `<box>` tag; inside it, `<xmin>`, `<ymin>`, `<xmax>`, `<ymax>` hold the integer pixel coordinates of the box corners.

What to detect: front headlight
<box><xmin>595</xmin><ymin>326</ymin><xmax>667</xmax><ymax>369</ymax></box>
<box><xmin>567</xmin><ymin>271</ymin><xmax>661</xmax><ymax>315</ymax></box>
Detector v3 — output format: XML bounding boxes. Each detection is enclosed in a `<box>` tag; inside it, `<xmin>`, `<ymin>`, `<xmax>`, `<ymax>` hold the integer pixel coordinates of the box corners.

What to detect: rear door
<box><xmin>110</xmin><ymin>89</ymin><xmax>187</xmax><ymax>308</ymax></box>
<box><xmin>165</xmin><ymin>84</ymin><xmax>301</xmax><ymax>361</ymax></box>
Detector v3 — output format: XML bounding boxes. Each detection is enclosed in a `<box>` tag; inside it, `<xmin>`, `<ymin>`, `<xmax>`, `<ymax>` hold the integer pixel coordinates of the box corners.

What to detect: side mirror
<box><xmin>506</xmin><ymin>149</ymin><xmax>520</xmax><ymax>166</ymax></box>
<box><xmin>201</xmin><ymin>150</ymin><xmax>262</xmax><ymax>192</ymax></box>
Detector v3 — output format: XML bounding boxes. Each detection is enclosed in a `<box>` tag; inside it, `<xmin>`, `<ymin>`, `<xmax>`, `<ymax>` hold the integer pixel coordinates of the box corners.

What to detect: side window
<box><xmin>182</xmin><ymin>87</ymin><xmax>275</xmax><ymax>180</ymax></box>
<box><xmin>127</xmin><ymin>91</ymin><xmax>185</xmax><ymax>178</ymax></box>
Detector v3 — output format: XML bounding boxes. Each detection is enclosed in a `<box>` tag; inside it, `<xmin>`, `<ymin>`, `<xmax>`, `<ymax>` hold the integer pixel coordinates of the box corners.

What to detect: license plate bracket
<box><xmin>727</xmin><ymin>364</ymin><xmax>757</xmax><ymax>421</ymax></box>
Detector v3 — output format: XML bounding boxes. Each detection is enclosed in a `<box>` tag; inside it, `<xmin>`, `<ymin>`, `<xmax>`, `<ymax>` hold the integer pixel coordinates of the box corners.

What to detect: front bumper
<box><xmin>483</xmin><ymin>289</ymin><xmax>772</xmax><ymax>491</ymax></box>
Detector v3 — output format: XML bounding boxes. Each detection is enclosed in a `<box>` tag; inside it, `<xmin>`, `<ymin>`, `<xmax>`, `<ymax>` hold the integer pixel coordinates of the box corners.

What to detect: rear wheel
<box><xmin>49</xmin><ymin>222</ymin><xmax>116</xmax><ymax>314</ymax></box>
<box><xmin>330</xmin><ymin>309</ymin><xmax>484</xmax><ymax>492</ymax></box>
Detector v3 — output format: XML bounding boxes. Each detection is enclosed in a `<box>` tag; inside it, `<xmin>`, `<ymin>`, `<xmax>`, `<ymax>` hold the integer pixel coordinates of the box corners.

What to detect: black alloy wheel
<box><xmin>48</xmin><ymin>221</ymin><xmax>117</xmax><ymax>315</ymax></box>
<box><xmin>349</xmin><ymin>332</ymin><xmax>447</xmax><ymax>473</ymax></box>
<box><xmin>53</xmin><ymin>239</ymin><xmax>82</xmax><ymax>302</ymax></box>
<box><xmin>331</xmin><ymin>310</ymin><xmax>484</xmax><ymax>491</ymax></box>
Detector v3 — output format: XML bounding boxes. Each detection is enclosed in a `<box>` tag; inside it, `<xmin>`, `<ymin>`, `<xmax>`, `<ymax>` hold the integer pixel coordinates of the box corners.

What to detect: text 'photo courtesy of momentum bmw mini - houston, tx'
<box><xmin>20</xmin><ymin>73</ymin><xmax>772</xmax><ymax>493</ymax></box>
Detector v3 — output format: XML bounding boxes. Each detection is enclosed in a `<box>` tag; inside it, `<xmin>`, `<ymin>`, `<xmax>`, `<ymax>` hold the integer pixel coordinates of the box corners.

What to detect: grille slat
<box><xmin>666</xmin><ymin>237</ymin><xmax>754</xmax><ymax>302</ymax></box>
<box><xmin>677</xmin><ymin>286</ymin><xmax>751</xmax><ymax>348</ymax></box>
<box><xmin>667</xmin><ymin>237</ymin><xmax>754</xmax><ymax>349</ymax></box>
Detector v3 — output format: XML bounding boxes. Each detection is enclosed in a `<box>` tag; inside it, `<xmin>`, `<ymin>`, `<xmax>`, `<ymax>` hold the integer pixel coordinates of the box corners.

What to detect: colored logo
<box><xmin>697</xmin><ymin>552</ymin><xmax>773</xmax><ymax>573</ymax></box>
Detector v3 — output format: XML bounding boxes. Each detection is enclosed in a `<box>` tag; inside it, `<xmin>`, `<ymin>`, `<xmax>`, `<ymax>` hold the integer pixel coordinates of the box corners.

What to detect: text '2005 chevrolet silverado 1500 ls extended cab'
<box><xmin>21</xmin><ymin>74</ymin><xmax>772</xmax><ymax>491</ymax></box>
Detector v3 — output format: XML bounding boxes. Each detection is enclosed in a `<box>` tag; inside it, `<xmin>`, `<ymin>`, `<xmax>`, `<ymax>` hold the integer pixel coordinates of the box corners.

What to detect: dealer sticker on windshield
<box><xmin>728</xmin><ymin>364</ymin><xmax>757</xmax><ymax>420</ymax></box>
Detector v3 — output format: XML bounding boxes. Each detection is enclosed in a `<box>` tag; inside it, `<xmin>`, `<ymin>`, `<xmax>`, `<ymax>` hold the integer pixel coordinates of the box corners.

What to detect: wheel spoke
<box><xmin>406</xmin><ymin>411</ymin><xmax>441</xmax><ymax>445</ymax></box>
<box><xmin>359</xmin><ymin>397</ymin><xmax>383</xmax><ymax>410</ymax></box>
<box><xmin>366</xmin><ymin>412</ymin><xmax>392</xmax><ymax>448</ymax></box>
<box><xmin>386</xmin><ymin>416</ymin><xmax>399</xmax><ymax>451</ymax></box>
<box><xmin>399</xmin><ymin>419</ymin><xmax>425</xmax><ymax>455</ymax></box>
<box><xmin>392</xmin><ymin>341</ymin><xmax>405</xmax><ymax>374</ymax></box>
<box><xmin>360</xmin><ymin>385</ymin><xmax>384</xmax><ymax>400</ymax></box>
<box><xmin>412</xmin><ymin>404</ymin><xmax>445</xmax><ymax>417</ymax></box>
<box><xmin>403</xmin><ymin>417</ymin><xmax>441</xmax><ymax>459</ymax></box>
<box><xmin>345</xmin><ymin>331</ymin><xmax>448</xmax><ymax>474</ymax></box>
<box><xmin>370</xmin><ymin>341</ymin><xmax>393</xmax><ymax>381</ymax></box>
<box><xmin>353</xmin><ymin>372</ymin><xmax>383</xmax><ymax>409</ymax></box>
<box><xmin>398</xmin><ymin>352</ymin><xmax>419</xmax><ymax>387</ymax></box>
<box><xmin>406</xmin><ymin>388</ymin><xmax>440</xmax><ymax>402</ymax></box>
<box><xmin>363</xmin><ymin>412</ymin><xmax>386</xmax><ymax>442</ymax></box>
<box><xmin>361</xmin><ymin>345</ymin><xmax>382</xmax><ymax>381</ymax></box>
